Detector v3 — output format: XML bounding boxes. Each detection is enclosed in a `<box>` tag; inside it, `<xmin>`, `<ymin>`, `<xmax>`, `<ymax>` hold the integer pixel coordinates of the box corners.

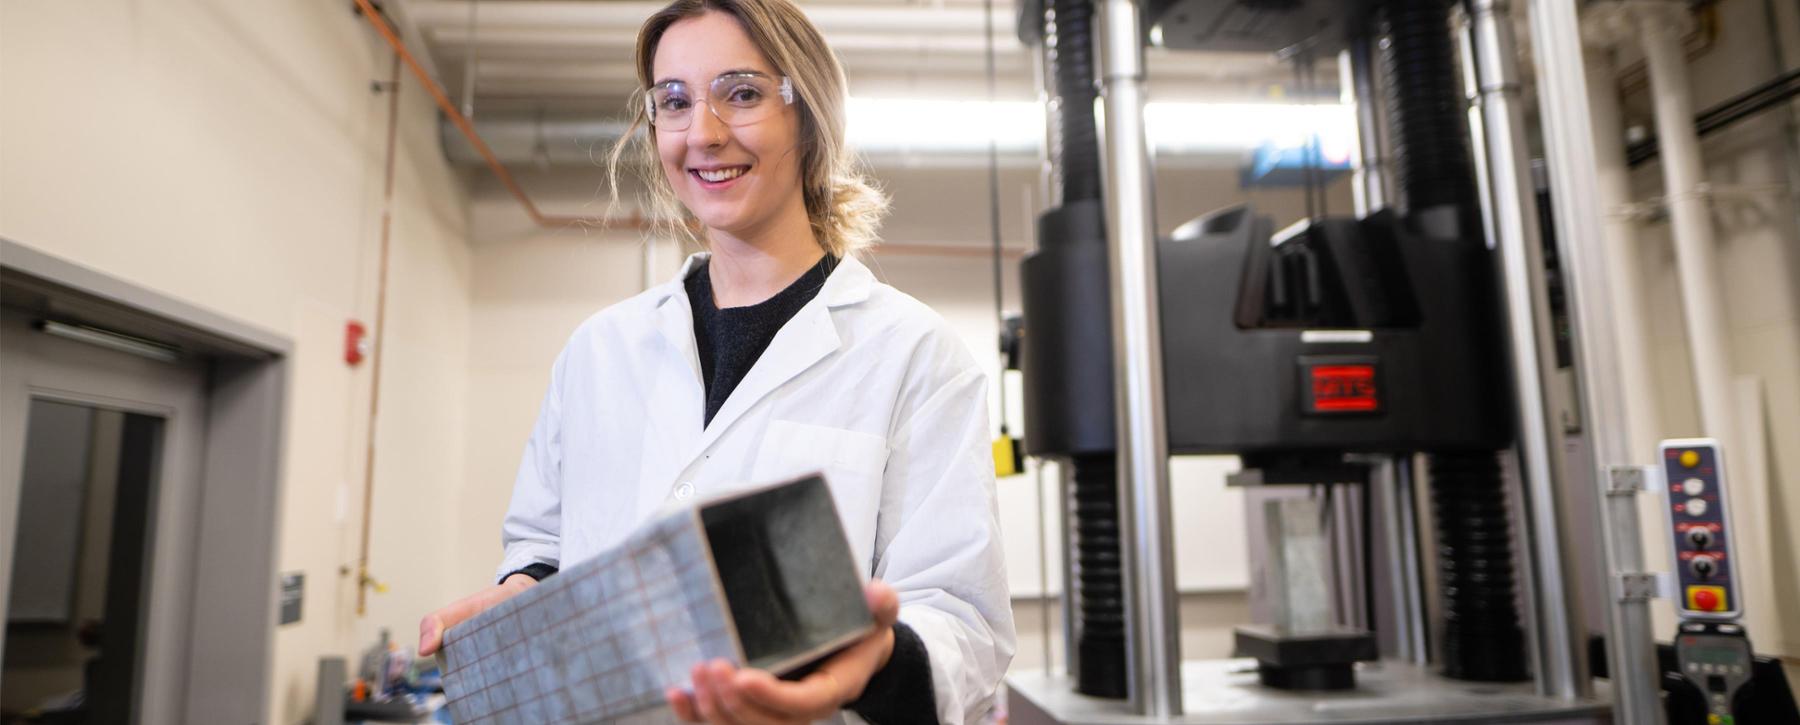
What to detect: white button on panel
<box><xmin>1687</xmin><ymin>498</ymin><xmax>1709</xmax><ymax>516</ymax></box>
<box><xmin>1683</xmin><ymin>477</ymin><xmax>1706</xmax><ymax>495</ymax></box>
<box><xmin>674</xmin><ymin>482</ymin><xmax>695</xmax><ymax>501</ymax></box>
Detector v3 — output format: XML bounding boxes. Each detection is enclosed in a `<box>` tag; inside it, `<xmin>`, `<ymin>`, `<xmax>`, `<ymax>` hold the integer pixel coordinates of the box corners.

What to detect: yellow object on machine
<box><xmin>993</xmin><ymin>435</ymin><xmax>1021</xmax><ymax>477</ymax></box>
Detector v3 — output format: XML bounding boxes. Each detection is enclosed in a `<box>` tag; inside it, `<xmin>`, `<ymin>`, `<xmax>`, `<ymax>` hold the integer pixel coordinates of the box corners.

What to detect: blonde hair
<box><xmin>608</xmin><ymin>0</ymin><xmax>887</xmax><ymax>258</ymax></box>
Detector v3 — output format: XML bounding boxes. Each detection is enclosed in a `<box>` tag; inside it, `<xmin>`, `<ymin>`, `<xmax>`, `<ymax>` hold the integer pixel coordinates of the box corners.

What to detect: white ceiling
<box><xmin>392</xmin><ymin>0</ymin><xmax>1313</xmax><ymax>117</ymax></box>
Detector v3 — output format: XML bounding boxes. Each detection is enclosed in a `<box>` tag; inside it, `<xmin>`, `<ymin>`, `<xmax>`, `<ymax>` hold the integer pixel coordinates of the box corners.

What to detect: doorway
<box><xmin>0</xmin><ymin>239</ymin><xmax>290</xmax><ymax>724</ymax></box>
<box><xmin>0</xmin><ymin>307</ymin><xmax>209</xmax><ymax>725</ymax></box>
<box><xmin>2</xmin><ymin>400</ymin><xmax>167</xmax><ymax>724</ymax></box>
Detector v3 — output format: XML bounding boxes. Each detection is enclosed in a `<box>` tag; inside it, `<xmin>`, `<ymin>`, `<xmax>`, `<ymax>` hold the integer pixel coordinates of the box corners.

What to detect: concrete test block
<box><xmin>439</xmin><ymin>475</ymin><xmax>874</xmax><ymax>724</ymax></box>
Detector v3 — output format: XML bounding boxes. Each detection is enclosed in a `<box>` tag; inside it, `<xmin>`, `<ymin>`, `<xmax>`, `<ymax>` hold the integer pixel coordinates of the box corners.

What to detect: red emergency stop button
<box><xmin>1687</xmin><ymin>585</ymin><xmax>1727</xmax><ymax>612</ymax></box>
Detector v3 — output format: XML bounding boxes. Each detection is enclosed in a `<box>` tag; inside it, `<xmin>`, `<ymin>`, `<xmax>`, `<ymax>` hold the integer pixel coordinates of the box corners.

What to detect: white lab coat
<box><xmin>498</xmin><ymin>253</ymin><xmax>1015</xmax><ymax>724</ymax></box>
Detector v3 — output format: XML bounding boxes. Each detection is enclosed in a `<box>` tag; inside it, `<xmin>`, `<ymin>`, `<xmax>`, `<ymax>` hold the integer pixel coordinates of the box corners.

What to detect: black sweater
<box><xmin>686</xmin><ymin>254</ymin><xmax>836</xmax><ymax>427</ymax></box>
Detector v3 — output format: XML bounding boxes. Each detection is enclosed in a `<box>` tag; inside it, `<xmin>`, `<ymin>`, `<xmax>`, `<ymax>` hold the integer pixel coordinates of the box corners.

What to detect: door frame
<box><xmin>1</xmin><ymin>237</ymin><xmax>290</xmax><ymax>723</ymax></box>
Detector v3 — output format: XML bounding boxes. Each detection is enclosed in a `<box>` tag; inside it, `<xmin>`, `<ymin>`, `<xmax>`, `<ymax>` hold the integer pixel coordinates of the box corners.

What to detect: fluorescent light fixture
<box><xmin>846</xmin><ymin>98</ymin><xmax>1042</xmax><ymax>155</ymax></box>
<box><xmin>845</xmin><ymin>97</ymin><xmax>1356</xmax><ymax>158</ymax></box>
<box><xmin>36</xmin><ymin>320</ymin><xmax>181</xmax><ymax>363</ymax></box>
<box><xmin>1146</xmin><ymin>102</ymin><xmax>1355</xmax><ymax>162</ymax></box>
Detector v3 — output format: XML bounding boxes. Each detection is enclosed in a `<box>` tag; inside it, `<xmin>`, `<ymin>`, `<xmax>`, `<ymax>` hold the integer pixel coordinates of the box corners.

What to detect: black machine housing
<box><xmin>1022</xmin><ymin>204</ymin><xmax>1514</xmax><ymax>458</ymax></box>
<box><xmin>1159</xmin><ymin>205</ymin><xmax>1512</xmax><ymax>455</ymax></box>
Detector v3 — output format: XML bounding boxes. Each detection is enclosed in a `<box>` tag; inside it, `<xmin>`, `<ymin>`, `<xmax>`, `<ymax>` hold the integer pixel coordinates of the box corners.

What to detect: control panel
<box><xmin>1675</xmin><ymin>620</ymin><xmax>1756</xmax><ymax>723</ymax></box>
<box><xmin>1661</xmin><ymin>439</ymin><xmax>1741</xmax><ymax>620</ymax></box>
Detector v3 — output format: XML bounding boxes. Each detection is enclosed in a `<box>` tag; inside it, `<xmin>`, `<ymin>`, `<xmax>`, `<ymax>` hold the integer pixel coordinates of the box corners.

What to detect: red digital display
<box><xmin>1309</xmin><ymin>364</ymin><xmax>1379</xmax><ymax>412</ymax></box>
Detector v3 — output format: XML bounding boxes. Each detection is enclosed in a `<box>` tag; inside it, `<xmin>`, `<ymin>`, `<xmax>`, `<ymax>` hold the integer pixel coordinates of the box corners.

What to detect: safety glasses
<box><xmin>646</xmin><ymin>72</ymin><xmax>795</xmax><ymax>132</ymax></box>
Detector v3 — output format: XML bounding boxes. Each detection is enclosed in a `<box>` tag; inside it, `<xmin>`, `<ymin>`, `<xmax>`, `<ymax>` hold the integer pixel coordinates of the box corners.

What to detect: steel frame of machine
<box><xmin>1005</xmin><ymin>0</ymin><xmax>1675</xmax><ymax>722</ymax></box>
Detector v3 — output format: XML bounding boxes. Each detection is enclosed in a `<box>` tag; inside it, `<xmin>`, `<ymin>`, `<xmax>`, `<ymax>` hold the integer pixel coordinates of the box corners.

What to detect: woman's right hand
<box><xmin>418</xmin><ymin>573</ymin><xmax>538</xmax><ymax>656</ymax></box>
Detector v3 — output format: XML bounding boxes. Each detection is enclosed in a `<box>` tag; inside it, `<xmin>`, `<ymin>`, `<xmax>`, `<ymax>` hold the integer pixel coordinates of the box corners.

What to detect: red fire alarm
<box><xmin>346</xmin><ymin>320</ymin><xmax>369</xmax><ymax>366</ymax></box>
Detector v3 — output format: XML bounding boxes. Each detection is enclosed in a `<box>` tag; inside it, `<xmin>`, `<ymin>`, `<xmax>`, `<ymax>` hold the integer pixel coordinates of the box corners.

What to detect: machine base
<box><xmin>1232</xmin><ymin>625</ymin><xmax>1377</xmax><ymax>691</ymax></box>
<box><xmin>1006</xmin><ymin>659</ymin><xmax>1612</xmax><ymax>724</ymax></box>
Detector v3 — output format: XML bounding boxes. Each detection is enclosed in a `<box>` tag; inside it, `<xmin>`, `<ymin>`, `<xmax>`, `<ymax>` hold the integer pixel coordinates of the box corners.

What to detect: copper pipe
<box><xmin>353</xmin><ymin>0</ymin><xmax>643</xmax><ymax>229</ymax></box>
<box><xmin>357</xmin><ymin>53</ymin><xmax>403</xmax><ymax>616</ymax></box>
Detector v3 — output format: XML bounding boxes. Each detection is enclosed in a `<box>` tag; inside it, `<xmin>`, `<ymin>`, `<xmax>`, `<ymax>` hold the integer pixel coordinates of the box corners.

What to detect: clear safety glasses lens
<box><xmin>647</xmin><ymin>74</ymin><xmax>793</xmax><ymax>132</ymax></box>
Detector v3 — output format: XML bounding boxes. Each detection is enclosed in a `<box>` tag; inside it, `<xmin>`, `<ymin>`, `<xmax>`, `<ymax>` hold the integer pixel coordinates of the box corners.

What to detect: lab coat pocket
<box><xmin>752</xmin><ymin>420</ymin><xmax>888</xmax><ymax>574</ymax></box>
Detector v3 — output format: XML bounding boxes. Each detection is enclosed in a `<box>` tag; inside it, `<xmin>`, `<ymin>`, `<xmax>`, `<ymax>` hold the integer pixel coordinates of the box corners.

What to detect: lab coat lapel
<box><xmin>650</xmin><ymin>255</ymin><xmax>707</xmax><ymax>473</ymax></box>
<box><xmin>690</xmin><ymin>298</ymin><xmax>838</xmax><ymax>456</ymax></box>
<box><xmin>654</xmin><ymin>284</ymin><xmax>702</xmax><ymax>384</ymax></box>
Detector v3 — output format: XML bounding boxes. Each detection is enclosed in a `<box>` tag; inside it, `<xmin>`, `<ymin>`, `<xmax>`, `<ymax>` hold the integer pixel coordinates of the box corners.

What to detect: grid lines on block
<box><xmin>441</xmin><ymin>512</ymin><xmax>737</xmax><ymax>724</ymax></box>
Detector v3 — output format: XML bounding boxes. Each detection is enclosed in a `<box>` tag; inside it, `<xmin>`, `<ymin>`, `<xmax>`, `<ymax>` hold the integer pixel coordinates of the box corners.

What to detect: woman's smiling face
<box><xmin>651</xmin><ymin>11</ymin><xmax>806</xmax><ymax>242</ymax></box>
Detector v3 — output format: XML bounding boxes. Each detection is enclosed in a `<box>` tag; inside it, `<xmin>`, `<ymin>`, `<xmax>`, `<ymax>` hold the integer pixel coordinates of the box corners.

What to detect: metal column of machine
<box><xmin>1095</xmin><ymin>0</ymin><xmax>1183</xmax><ymax>716</ymax></box>
<box><xmin>1463</xmin><ymin>0</ymin><xmax>1590</xmax><ymax>700</ymax></box>
<box><xmin>1524</xmin><ymin>1</ymin><xmax>1666</xmax><ymax>722</ymax></box>
<box><xmin>1346</xmin><ymin>35</ymin><xmax>1392</xmax><ymax>217</ymax></box>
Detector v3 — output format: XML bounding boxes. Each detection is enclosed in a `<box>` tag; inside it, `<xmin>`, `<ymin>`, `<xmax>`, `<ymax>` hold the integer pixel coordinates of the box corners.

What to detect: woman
<box><xmin>416</xmin><ymin>1</ymin><xmax>1015</xmax><ymax>723</ymax></box>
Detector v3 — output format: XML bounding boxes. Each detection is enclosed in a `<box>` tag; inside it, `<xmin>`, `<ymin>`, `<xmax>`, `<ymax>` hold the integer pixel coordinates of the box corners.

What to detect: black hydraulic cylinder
<box><xmin>1070</xmin><ymin>453</ymin><xmax>1127</xmax><ymax>698</ymax></box>
<box><xmin>1020</xmin><ymin>200</ymin><xmax>1114</xmax><ymax>458</ymax></box>
<box><xmin>1381</xmin><ymin>0</ymin><xmax>1478</xmax><ymax>219</ymax></box>
<box><xmin>1429</xmin><ymin>451</ymin><xmax>1529</xmax><ymax>682</ymax></box>
<box><xmin>1020</xmin><ymin>200</ymin><xmax>1127</xmax><ymax>699</ymax></box>
<box><xmin>1028</xmin><ymin>0</ymin><xmax>1121</xmax><ymax>699</ymax></box>
<box><xmin>1376</xmin><ymin>0</ymin><xmax>1528</xmax><ymax>683</ymax></box>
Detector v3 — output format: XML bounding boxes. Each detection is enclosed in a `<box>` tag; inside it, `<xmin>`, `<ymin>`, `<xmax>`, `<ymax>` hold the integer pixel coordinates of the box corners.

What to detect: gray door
<box><xmin>0</xmin><ymin>308</ymin><xmax>209</xmax><ymax>724</ymax></box>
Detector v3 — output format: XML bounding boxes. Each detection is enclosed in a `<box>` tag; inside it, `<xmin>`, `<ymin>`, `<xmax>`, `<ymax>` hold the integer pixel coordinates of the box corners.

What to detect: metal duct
<box><xmin>440</xmin><ymin>115</ymin><xmax>631</xmax><ymax>168</ymax></box>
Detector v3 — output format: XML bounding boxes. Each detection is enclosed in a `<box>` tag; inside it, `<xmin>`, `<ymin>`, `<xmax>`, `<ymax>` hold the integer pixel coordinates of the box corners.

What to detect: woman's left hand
<box><xmin>666</xmin><ymin>580</ymin><xmax>900</xmax><ymax>724</ymax></box>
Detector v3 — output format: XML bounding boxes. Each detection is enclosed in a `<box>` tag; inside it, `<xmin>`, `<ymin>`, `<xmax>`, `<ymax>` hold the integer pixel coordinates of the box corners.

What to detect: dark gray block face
<box><xmin>440</xmin><ymin>475</ymin><xmax>871</xmax><ymax>724</ymax></box>
<box><xmin>702</xmin><ymin>475</ymin><xmax>873</xmax><ymax>672</ymax></box>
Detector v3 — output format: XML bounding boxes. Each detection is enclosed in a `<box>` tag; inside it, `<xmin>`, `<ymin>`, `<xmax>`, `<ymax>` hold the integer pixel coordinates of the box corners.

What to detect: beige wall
<box><xmin>1615</xmin><ymin>0</ymin><xmax>1800</xmax><ymax>655</ymax></box>
<box><xmin>458</xmin><ymin>171</ymin><xmax>688</xmax><ymax>590</ymax></box>
<box><xmin>0</xmin><ymin>2</ymin><xmax>472</xmax><ymax>723</ymax></box>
